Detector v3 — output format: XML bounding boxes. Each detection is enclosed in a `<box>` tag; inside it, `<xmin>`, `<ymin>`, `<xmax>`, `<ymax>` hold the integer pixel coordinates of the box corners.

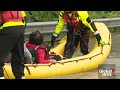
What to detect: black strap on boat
<box><xmin>24</xmin><ymin>61</ymin><xmax>39</xmax><ymax>75</ymax></box>
<box><xmin>25</xmin><ymin>65</ymin><xmax>31</xmax><ymax>75</ymax></box>
<box><xmin>31</xmin><ymin>62</ymin><xmax>38</xmax><ymax>68</ymax></box>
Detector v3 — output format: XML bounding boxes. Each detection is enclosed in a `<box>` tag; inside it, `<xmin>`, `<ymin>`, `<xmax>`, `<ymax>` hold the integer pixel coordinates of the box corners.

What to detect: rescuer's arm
<box><xmin>77</xmin><ymin>11</ymin><xmax>105</xmax><ymax>46</ymax></box>
<box><xmin>86</xmin><ymin>17</ymin><xmax>105</xmax><ymax>46</ymax></box>
<box><xmin>50</xmin><ymin>12</ymin><xmax>65</xmax><ymax>47</ymax></box>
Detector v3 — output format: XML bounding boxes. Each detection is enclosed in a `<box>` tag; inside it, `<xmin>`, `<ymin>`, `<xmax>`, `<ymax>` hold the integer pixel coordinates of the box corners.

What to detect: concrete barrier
<box><xmin>25</xmin><ymin>18</ymin><xmax>120</xmax><ymax>41</ymax></box>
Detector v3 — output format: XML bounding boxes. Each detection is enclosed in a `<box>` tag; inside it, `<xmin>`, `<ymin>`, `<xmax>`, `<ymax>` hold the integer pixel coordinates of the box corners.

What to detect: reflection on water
<box><xmin>45</xmin><ymin>32</ymin><xmax>120</xmax><ymax>79</ymax></box>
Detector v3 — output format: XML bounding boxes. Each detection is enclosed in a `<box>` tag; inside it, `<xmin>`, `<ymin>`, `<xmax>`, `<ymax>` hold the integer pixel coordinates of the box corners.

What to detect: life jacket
<box><xmin>25</xmin><ymin>42</ymin><xmax>50</xmax><ymax>63</ymax></box>
<box><xmin>0</xmin><ymin>11</ymin><xmax>23</xmax><ymax>24</ymax></box>
<box><xmin>62</xmin><ymin>11</ymin><xmax>82</xmax><ymax>30</ymax></box>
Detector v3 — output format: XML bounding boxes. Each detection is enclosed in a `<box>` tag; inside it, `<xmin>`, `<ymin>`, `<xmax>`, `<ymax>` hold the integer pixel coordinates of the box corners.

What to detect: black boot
<box><xmin>64</xmin><ymin>51</ymin><xmax>72</xmax><ymax>59</ymax></box>
<box><xmin>64</xmin><ymin>46</ymin><xmax>76</xmax><ymax>59</ymax></box>
<box><xmin>82</xmin><ymin>51</ymin><xmax>89</xmax><ymax>55</ymax></box>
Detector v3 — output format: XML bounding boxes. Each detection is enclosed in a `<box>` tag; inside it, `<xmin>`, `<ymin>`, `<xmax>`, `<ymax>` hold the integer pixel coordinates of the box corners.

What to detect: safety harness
<box><xmin>62</xmin><ymin>11</ymin><xmax>88</xmax><ymax>48</ymax></box>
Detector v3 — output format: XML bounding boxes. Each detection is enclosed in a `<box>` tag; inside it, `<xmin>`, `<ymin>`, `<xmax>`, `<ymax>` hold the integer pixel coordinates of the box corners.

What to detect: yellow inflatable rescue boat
<box><xmin>3</xmin><ymin>22</ymin><xmax>111</xmax><ymax>79</ymax></box>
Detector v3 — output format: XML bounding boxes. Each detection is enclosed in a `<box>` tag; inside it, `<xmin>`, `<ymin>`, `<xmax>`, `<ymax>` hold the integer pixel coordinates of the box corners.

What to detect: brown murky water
<box><xmin>45</xmin><ymin>32</ymin><xmax>120</xmax><ymax>79</ymax></box>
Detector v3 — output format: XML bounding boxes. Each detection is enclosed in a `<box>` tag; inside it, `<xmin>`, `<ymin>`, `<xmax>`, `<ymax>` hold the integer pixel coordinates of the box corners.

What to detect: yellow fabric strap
<box><xmin>22</xmin><ymin>11</ymin><xmax>26</xmax><ymax>17</ymax></box>
<box><xmin>2</xmin><ymin>22</ymin><xmax>25</xmax><ymax>28</ymax></box>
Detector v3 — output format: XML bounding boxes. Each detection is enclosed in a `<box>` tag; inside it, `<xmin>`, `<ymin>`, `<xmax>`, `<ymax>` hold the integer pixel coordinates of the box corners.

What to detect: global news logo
<box><xmin>98</xmin><ymin>64</ymin><xmax>115</xmax><ymax>79</ymax></box>
<box><xmin>99</xmin><ymin>68</ymin><xmax>115</xmax><ymax>77</ymax></box>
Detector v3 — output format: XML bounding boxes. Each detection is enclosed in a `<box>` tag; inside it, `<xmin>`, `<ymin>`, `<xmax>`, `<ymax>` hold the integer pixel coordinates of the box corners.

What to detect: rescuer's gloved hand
<box><xmin>99</xmin><ymin>39</ymin><xmax>105</xmax><ymax>47</ymax></box>
<box><xmin>50</xmin><ymin>33</ymin><xmax>58</xmax><ymax>47</ymax></box>
<box><xmin>94</xmin><ymin>31</ymin><xmax>105</xmax><ymax>46</ymax></box>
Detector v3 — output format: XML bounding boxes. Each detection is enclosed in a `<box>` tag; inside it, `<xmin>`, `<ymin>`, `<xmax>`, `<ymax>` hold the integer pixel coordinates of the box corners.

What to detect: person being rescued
<box><xmin>25</xmin><ymin>31</ymin><xmax>64</xmax><ymax>64</ymax></box>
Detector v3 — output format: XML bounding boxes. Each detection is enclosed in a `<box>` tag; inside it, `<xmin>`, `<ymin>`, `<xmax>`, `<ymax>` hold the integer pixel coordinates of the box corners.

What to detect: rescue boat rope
<box><xmin>26</xmin><ymin>32</ymin><xmax>111</xmax><ymax>67</ymax></box>
<box><xmin>49</xmin><ymin>31</ymin><xmax>111</xmax><ymax>66</ymax></box>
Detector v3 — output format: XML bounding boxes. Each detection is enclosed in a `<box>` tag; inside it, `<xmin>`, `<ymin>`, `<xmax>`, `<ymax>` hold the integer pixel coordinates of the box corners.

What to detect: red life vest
<box><xmin>62</xmin><ymin>11</ymin><xmax>82</xmax><ymax>29</ymax></box>
<box><xmin>26</xmin><ymin>41</ymin><xmax>50</xmax><ymax>63</ymax></box>
<box><xmin>0</xmin><ymin>11</ymin><xmax>23</xmax><ymax>23</ymax></box>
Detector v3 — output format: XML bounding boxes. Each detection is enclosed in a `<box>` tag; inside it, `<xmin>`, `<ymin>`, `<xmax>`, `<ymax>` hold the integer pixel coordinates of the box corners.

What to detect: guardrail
<box><xmin>25</xmin><ymin>18</ymin><xmax>120</xmax><ymax>41</ymax></box>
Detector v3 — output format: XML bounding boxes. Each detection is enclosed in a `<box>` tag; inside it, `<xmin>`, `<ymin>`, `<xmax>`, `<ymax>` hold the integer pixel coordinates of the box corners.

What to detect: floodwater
<box><xmin>45</xmin><ymin>32</ymin><xmax>120</xmax><ymax>79</ymax></box>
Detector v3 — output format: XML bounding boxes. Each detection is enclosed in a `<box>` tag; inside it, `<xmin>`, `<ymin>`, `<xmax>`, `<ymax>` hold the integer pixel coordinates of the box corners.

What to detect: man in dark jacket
<box><xmin>0</xmin><ymin>11</ymin><xmax>26</xmax><ymax>79</ymax></box>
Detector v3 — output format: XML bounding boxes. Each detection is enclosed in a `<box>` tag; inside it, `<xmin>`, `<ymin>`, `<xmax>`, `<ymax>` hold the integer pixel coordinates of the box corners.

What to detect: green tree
<box><xmin>25</xmin><ymin>11</ymin><xmax>120</xmax><ymax>22</ymax></box>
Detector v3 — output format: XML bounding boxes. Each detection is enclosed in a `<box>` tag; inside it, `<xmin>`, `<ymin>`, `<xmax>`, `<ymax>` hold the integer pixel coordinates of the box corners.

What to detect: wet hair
<box><xmin>29</xmin><ymin>31</ymin><xmax>43</xmax><ymax>45</ymax></box>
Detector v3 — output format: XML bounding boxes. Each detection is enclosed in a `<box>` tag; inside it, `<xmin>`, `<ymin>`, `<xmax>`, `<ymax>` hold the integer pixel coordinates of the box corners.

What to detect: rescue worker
<box><xmin>50</xmin><ymin>11</ymin><xmax>105</xmax><ymax>58</ymax></box>
<box><xmin>3</xmin><ymin>11</ymin><xmax>31</xmax><ymax>64</ymax></box>
<box><xmin>25</xmin><ymin>31</ymin><xmax>63</xmax><ymax>64</ymax></box>
<box><xmin>0</xmin><ymin>11</ymin><xmax>25</xmax><ymax>79</ymax></box>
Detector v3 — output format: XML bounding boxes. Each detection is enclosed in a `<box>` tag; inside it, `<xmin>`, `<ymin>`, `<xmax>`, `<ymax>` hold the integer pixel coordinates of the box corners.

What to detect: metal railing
<box><xmin>25</xmin><ymin>18</ymin><xmax>120</xmax><ymax>41</ymax></box>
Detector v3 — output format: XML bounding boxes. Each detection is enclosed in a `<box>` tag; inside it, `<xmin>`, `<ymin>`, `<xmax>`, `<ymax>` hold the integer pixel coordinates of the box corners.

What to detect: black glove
<box><xmin>95</xmin><ymin>33</ymin><xmax>105</xmax><ymax>47</ymax></box>
<box><xmin>50</xmin><ymin>33</ymin><xmax>58</xmax><ymax>47</ymax></box>
<box><xmin>52</xmin><ymin>55</ymin><xmax>62</xmax><ymax>61</ymax></box>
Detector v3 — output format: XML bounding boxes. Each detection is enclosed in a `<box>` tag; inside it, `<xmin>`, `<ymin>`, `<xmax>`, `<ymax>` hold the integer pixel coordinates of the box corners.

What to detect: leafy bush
<box><xmin>90</xmin><ymin>11</ymin><xmax>120</xmax><ymax>18</ymax></box>
<box><xmin>25</xmin><ymin>11</ymin><xmax>59</xmax><ymax>22</ymax></box>
<box><xmin>25</xmin><ymin>11</ymin><xmax>120</xmax><ymax>22</ymax></box>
